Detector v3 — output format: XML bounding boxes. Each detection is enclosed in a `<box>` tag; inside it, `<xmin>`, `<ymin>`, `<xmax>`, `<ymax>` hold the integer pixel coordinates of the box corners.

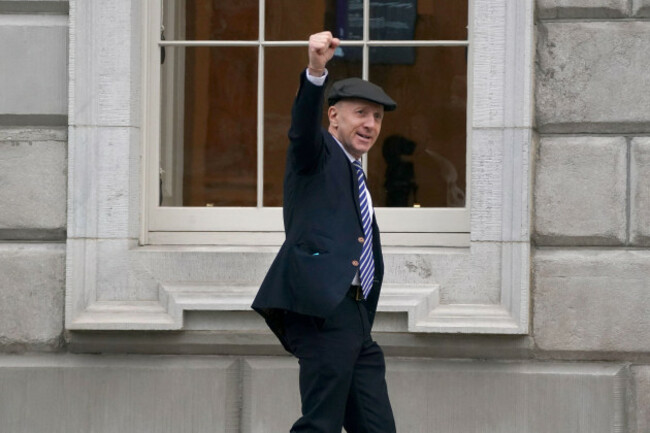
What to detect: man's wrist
<box><xmin>307</xmin><ymin>65</ymin><xmax>325</xmax><ymax>77</ymax></box>
<box><xmin>305</xmin><ymin>67</ymin><xmax>328</xmax><ymax>86</ymax></box>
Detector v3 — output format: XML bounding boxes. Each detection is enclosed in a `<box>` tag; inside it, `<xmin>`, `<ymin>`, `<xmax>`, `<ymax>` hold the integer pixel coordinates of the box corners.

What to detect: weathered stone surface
<box><xmin>537</xmin><ymin>0</ymin><xmax>628</xmax><ymax>18</ymax></box>
<box><xmin>536</xmin><ymin>22</ymin><xmax>650</xmax><ymax>133</ymax></box>
<box><xmin>534</xmin><ymin>136</ymin><xmax>626</xmax><ymax>245</ymax></box>
<box><xmin>0</xmin><ymin>355</ymin><xmax>239</xmax><ymax>433</ymax></box>
<box><xmin>0</xmin><ymin>135</ymin><xmax>66</xmax><ymax>239</ymax></box>
<box><xmin>243</xmin><ymin>357</ymin><xmax>626</xmax><ymax>433</ymax></box>
<box><xmin>630</xmin><ymin>138</ymin><xmax>650</xmax><ymax>246</ymax></box>
<box><xmin>0</xmin><ymin>14</ymin><xmax>67</xmax><ymax>116</ymax></box>
<box><xmin>242</xmin><ymin>358</ymin><xmax>301</xmax><ymax>433</ymax></box>
<box><xmin>0</xmin><ymin>127</ymin><xmax>66</xmax><ymax>142</ymax></box>
<box><xmin>71</xmin><ymin>0</ymin><xmax>141</xmax><ymax>126</ymax></box>
<box><xmin>633</xmin><ymin>366</ymin><xmax>650</xmax><ymax>433</ymax></box>
<box><xmin>534</xmin><ymin>249</ymin><xmax>650</xmax><ymax>353</ymax></box>
<box><xmin>0</xmin><ymin>243</ymin><xmax>65</xmax><ymax>349</ymax></box>
<box><xmin>67</xmin><ymin>126</ymin><xmax>136</xmax><ymax>240</ymax></box>
<box><xmin>0</xmin><ymin>0</ymin><xmax>68</xmax><ymax>14</ymax></box>
<box><xmin>633</xmin><ymin>0</ymin><xmax>650</xmax><ymax>16</ymax></box>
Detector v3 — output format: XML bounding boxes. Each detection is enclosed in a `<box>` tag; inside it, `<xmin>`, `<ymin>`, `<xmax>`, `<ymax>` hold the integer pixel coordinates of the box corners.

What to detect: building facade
<box><xmin>0</xmin><ymin>0</ymin><xmax>649</xmax><ymax>432</ymax></box>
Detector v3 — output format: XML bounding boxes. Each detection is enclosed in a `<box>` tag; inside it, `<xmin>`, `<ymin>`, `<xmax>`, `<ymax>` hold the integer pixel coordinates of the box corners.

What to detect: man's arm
<box><xmin>288</xmin><ymin>32</ymin><xmax>340</xmax><ymax>172</ymax></box>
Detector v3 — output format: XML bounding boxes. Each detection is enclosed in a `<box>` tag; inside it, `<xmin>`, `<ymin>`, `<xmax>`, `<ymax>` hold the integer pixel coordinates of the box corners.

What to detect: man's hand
<box><xmin>308</xmin><ymin>31</ymin><xmax>340</xmax><ymax>77</ymax></box>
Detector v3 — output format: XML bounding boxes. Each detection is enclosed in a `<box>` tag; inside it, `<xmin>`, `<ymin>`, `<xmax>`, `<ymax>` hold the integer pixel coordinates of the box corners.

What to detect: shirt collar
<box><xmin>330</xmin><ymin>133</ymin><xmax>360</xmax><ymax>165</ymax></box>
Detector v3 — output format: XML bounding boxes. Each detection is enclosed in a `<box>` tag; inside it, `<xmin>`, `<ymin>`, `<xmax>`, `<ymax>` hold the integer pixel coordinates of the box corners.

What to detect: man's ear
<box><xmin>327</xmin><ymin>105</ymin><xmax>338</xmax><ymax>127</ymax></box>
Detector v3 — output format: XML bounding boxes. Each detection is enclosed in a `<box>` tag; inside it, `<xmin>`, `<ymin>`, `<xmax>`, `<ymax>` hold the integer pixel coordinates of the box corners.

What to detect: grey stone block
<box><xmin>243</xmin><ymin>357</ymin><xmax>626</xmax><ymax>433</ymax></box>
<box><xmin>534</xmin><ymin>249</ymin><xmax>650</xmax><ymax>353</ymax></box>
<box><xmin>630</xmin><ymin>138</ymin><xmax>650</xmax><ymax>246</ymax></box>
<box><xmin>242</xmin><ymin>358</ymin><xmax>301</xmax><ymax>433</ymax></box>
<box><xmin>537</xmin><ymin>0</ymin><xmax>628</xmax><ymax>18</ymax></box>
<box><xmin>0</xmin><ymin>355</ymin><xmax>239</xmax><ymax>433</ymax></box>
<box><xmin>536</xmin><ymin>22</ymin><xmax>650</xmax><ymax>133</ymax></box>
<box><xmin>633</xmin><ymin>366</ymin><xmax>650</xmax><ymax>433</ymax></box>
<box><xmin>633</xmin><ymin>0</ymin><xmax>650</xmax><ymax>16</ymax></box>
<box><xmin>0</xmin><ymin>133</ymin><xmax>66</xmax><ymax>239</ymax></box>
<box><xmin>534</xmin><ymin>136</ymin><xmax>626</xmax><ymax>245</ymax></box>
<box><xmin>0</xmin><ymin>243</ymin><xmax>65</xmax><ymax>349</ymax></box>
<box><xmin>0</xmin><ymin>1</ymin><xmax>68</xmax><ymax>14</ymax></box>
<box><xmin>0</xmin><ymin>15</ymin><xmax>67</xmax><ymax>116</ymax></box>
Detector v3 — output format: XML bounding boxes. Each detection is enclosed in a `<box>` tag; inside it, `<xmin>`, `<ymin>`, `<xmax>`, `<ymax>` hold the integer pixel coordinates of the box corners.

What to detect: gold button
<box><xmin>351</xmin><ymin>260</ymin><xmax>359</xmax><ymax>267</ymax></box>
<box><xmin>357</xmin><ymin>237</ymin><xmax>365</xmax><ymax>243</ymax></box>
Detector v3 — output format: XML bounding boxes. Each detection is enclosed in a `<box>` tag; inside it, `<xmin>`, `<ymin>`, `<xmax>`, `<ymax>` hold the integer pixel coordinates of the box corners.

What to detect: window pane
<box><xmin>172</xmin><ymin>0</ymin><xmax>258</xmax><ymax>40</ymax></box>
<box><xmin>265</xmin><ymin>0</ymin><xmax>332</xmax><ymax>40</ymax></box>
<box><xmin>370</xmin><ymin>0</ymin><xmax>468</xmax><ymax>41</ymax></box>
<box><xmin>263</xmin><ymin>47</ymin><xmax>302</xmax><ymax>207</ymax></box>
<box><xmin>329</xmin><ymin>0</ymin><xmax>467</xmax><ymax>42</ymax></box>
<box><xmin>265</xmin><ymin>0</ymin><xmax>468</xmax><ymax>42</ymax></box>
<box><xmin>368</xmin><ymin>46</ymin><xmax>467</xmax><ymax>208</ymax></box>
<box><xmin>263</xmin><ymin>46</ymin><xmax>362</xmax><ymax>207</ymax></box>
<box><xmin>160</xmin><ymin>46</ymin><xmax>258</xmax><ymax>207</ymax></box>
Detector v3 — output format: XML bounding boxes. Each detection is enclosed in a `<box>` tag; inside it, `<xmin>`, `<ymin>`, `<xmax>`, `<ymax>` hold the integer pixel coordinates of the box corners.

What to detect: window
<box><xmin>67</xmin><ymin>0</ymin><xmax>533</xmax><ymax>334</ymax></box>
<box><xmin>146</xmin><ymin>0</ymin><xmax>470</xmax><ymax>246</ymax></box>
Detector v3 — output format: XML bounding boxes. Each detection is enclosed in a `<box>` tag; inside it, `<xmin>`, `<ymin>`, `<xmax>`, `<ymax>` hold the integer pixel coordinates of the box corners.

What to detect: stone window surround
<box><xmin>65</xmin><ymin>0</ymin><xmax>534</xmax><ymax>336</ymax></box>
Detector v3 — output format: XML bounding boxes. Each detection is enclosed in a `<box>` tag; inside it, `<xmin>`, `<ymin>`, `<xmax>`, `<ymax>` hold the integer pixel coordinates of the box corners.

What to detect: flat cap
<box><xmin>327</xmin><ymin>77</ymin><xmax>397</xmax><ymax>111</ymax></box>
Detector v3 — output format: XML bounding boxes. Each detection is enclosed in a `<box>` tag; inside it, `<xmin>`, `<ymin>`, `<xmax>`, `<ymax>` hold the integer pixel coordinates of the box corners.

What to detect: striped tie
<box><xmin>352</xmin><ymin>160</ymin><xmax>375</xmax><ymax>299</ymax></box>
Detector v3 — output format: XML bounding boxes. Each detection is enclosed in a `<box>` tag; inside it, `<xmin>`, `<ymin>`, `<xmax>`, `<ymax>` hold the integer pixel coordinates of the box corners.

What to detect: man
<box><xmin>252</xmin><ymin>31</ymin><xmax>397</xmax><ymax>433</ymax></box>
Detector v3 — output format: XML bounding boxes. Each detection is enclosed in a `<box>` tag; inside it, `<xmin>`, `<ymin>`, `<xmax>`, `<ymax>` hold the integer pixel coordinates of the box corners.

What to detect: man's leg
<box><xmin>285</xmin><ymin>297</ymin><xmax>364</xmax><ymax>433</ymax></box>
<box><xmin>342</xmin><ymin>340</ymin><xmax>396</xmax><ymax>433</ymax></box>
<box><xmin>343</xmin><ymin>302</ymin><xmax>396</xmax><ymax>433</ymax></box>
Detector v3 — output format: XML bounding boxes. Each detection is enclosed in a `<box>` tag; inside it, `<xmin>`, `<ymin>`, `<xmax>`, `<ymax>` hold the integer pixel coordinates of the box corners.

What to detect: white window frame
<box><xmin>144</xmin><ymin>0</ymin><xmax>471</xmax><ymax>247</ymax></box>
<box><xmin>66</xmin><ymin>0</ymin><xmax>533</xmax><ymax>336</ymax></box>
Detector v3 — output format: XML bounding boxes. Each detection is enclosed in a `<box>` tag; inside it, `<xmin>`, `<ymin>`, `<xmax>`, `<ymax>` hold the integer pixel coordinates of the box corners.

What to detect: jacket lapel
<box><xmin>324</xmin><ymin>131</ymin><xmax>365</xmax><ymax>231</ymax></box>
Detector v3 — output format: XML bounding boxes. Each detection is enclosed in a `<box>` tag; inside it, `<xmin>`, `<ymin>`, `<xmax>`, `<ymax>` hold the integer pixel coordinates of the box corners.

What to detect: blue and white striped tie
<box><xmin>352</xmin><ymin>160</ymin><xmax>375</xmax><ymax>299</ymax></box>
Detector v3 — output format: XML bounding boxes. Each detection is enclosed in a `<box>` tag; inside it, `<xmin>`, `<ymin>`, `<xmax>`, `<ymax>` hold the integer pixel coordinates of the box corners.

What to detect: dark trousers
<box><xmin>284</xmin><ymin>292</ymin><xmax>396</xmax><ymax>433</ymax></box>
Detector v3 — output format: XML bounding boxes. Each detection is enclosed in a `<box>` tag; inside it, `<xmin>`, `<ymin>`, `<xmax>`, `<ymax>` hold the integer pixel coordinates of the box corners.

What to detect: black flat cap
<box><xmin>328</xmin><ymin>77</ymin><xmax>397</xmax><ymax>111</ymax></box>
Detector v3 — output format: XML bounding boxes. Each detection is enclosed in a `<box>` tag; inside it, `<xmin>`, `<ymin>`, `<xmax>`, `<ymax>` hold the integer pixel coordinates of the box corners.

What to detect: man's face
<box><xmin>327</xmin><ymin>99</ymin><xmax>384</xmax><ymax>160</ymax></box>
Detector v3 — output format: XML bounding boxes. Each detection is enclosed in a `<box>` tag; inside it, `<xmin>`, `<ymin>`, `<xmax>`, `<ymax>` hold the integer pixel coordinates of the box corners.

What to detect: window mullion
<box><xmin>257</xmin><ymin>0</ymin><xmax>265</xmax><ymax>208</ymax></box>
<box><xmin>362</xmin><ymin>0</ymin><xmax>370</xmax><ymax>81</ymax></box>
<box><xmin>362</xmin><ymin>0</ymin><xmax>370</xmax><ymax>173</ymax></box>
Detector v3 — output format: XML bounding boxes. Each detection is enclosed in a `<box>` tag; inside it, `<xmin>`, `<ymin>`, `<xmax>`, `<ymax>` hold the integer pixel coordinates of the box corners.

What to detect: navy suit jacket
<box><xmin>252</xmin><ymin>71</ymin><xmax>385</xmax><ymax>352</ymax></box>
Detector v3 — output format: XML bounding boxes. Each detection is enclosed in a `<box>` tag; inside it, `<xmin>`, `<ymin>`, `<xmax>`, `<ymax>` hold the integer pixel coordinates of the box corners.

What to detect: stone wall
<box><xmin>0</xmin><ymin>0</ymin><xmax>649</xmax><ymax>432</ymax></box>
<box><xmin>534</xmin><ymin>1</ymin><xmax>650</xmax><ymax>432</ymax></box>
<box><xmin>0</xmin><ymin>0</ymin><xmax>68</xmax><ymax>354</ymax></box>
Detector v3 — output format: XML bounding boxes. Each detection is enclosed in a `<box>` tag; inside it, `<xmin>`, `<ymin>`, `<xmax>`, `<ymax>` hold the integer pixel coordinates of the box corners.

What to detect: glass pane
<box><xmin>266</xmin><ymin>0</ymin><xmax>332</xmax><ymax>40</ymax></box>
<box><xmin>263</xmin><ymin>46</ymin><xmax>362</xmax><ymax>207</ymax></box>
<box><xmin>160</xmin><ymin>46</ymin><xmax>258</xmax><ymax>207</ymax></box>
<box><xmin>325</xmin><ymin>0</ymin><xmax>467</xmax><ymax>42</ymax></box>
<box><xmin>368</xmin><ymin>46</ymin><xmax>467</xmax><ymax>208</ymax></box>
<box><xmin>370</xmin><ymin>0</ymin><xmax>468</xmax><ymax>41</ymax></box>
<box><xmin>165</xmin><ymin>0</ymin><xmax>259</xmax><ymax>41</ymax></box>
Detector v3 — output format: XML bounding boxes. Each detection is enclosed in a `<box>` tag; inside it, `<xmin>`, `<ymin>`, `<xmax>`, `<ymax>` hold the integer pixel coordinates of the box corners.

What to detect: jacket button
<box><xmin>357</xmin><ymin>237</ymin><xmax>364</xmax><ymax>243</ymax></box>
<box><xmin>351</xmin><ymin>260</ymin><xmax>359</xmax><ymax>267</ymax></box>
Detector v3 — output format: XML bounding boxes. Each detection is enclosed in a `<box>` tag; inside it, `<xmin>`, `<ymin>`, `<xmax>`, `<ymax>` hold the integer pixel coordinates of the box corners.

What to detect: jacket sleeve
<box><xmin>287</xmin><ymin>71</ymin><xmax>329</xmax><ymax>173</ymax></box>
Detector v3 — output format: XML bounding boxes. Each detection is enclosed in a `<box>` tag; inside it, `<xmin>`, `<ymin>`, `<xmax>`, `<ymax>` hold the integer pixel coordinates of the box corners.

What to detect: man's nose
<box><xmin>363</xmin><ymin>115</ymin><xmax>377</xmax><ymax>128</ymax></box>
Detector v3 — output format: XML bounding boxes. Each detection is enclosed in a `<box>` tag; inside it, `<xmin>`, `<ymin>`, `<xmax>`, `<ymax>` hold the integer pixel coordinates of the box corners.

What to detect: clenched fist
<box><xmin>308</xmin><ymin>31</ymin><xmax>341</xmax><ymax>77</ymax></box>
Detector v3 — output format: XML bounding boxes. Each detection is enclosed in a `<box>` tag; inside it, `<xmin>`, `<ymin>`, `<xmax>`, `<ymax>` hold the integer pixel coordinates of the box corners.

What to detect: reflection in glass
<box><xmin>331</xmin><ymin>0</ymin><xmax>467</xmax><ymax>43</ymax></box>
<box><xmin>266</xmin><ymin>0</ymin><xmax>334</xmax><ymax>41</ymax></box>
<box><xmin>164</xmin><ymin>0</ymin><xmax>258</xmax><ymax>41</ymax></box>
<box><xmin>382</xmin><ymin>135</ymin><xmax>418</xmax><ymax>206</ymax></box>
<box><xmin>160</xmin><ymin>46</ymin><xmax>258</xmax><ymax>207</ymax></box>
<box><xmin>368</xmin><ymin>46</ymin><xmax>467</xmax><ymax>208</ymax></box>
<box><xmin>158</xmin><ymin>1</ymin><xmax>468</xmax><ymax>209</ymax></box>
<box><xmin>370</xmin><ymin>0</ymin><xmax>468</xmax><ymax>40</ymax></box>
<box><xmin>263</xmin><ymin>0</ymin><xmax>466</xmax><ymax>42</ymax></box>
